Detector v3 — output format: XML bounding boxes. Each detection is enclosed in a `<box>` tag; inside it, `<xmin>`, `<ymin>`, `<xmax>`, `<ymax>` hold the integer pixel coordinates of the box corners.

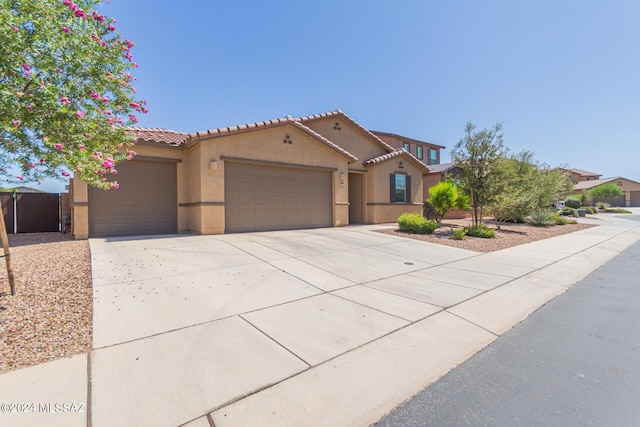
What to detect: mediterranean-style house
<box><xmin>574</xmin><ymin>176</ymin><xmax>640</xmax><ymax>207</ymax></box>
<box><xmin>71</xmin><ymin>110</ymin><xmax>441</xmax><ymax>238</ymax></box>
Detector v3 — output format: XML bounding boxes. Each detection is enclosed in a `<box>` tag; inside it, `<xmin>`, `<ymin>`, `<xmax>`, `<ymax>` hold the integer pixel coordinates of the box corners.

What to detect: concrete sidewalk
<box><xmin>1</xmin><ymin>211</ymin><xmax>639</xmax><ymax>427</ymax></box>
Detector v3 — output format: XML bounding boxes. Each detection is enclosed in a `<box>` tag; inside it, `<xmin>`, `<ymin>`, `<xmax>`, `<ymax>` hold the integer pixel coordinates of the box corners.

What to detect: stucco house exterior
<box><xmin>71</xmin><ymin>110</ymin><xmax>430</xmax><ymax>238</ymax></box>
<box><xmin>574</xmin><ymin>176</ymin><xmax>640</xmax><ymax>207</ymax></box>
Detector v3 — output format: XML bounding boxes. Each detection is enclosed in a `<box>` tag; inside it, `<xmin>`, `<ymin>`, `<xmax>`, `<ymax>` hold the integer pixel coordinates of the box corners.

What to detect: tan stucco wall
<box><xmin>375</xmin><ymin>133</ymin><xmax>441</xmax><ymax>164</ymax></box>
<box><xmin>302</xmin><ymin>117</ymin><xmax>387</xmax><ymax>170</ymax></box>
<box><xmin>423</xmin><ymin>173</ymin><xmax>442</xmax><ymax>202</ymax></box>
<box><xmin>573</xmin><ymin>178</ymin><xmax>640</xmax><ymax>207</ymax></box>
<box><xmin>365</xmin><ymin>157</ymin><xmax>424</xmax><ymax>224</ymax></box>
<box><xmin>192</xmin><ymin>124</ymin><xmax>350</xmax><ymax>233</ymax></box>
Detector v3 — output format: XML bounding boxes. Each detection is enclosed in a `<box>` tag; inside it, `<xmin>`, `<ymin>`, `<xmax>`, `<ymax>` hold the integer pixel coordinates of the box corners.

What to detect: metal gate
<box><xmin>1</xmin><ymin>192</ymin><xmax>63</xmax><ymax>234</ymax></box>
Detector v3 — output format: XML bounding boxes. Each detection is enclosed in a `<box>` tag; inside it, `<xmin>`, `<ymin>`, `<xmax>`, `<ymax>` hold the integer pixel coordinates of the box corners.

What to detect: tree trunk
<box><xmin>0</xmin><ymin>199</ymin><xmax>16</xmax><ymax>295</ymax></box>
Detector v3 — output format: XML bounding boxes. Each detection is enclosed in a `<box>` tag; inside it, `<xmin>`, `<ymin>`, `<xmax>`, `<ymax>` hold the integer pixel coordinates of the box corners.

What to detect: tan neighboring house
<box><xmin>574</xmin><ymin>176</ymin><xmax>640</xmax><ymax>207</ymax></box>
<box><xmin>564</xmin><ymin>168</ymin><xmax>602</xmax><ymax>185</ymax></box>
<box><xmin>71</xmin><ymin>110</ymin><xmax>429</xmax><ymax>238</ymax></box>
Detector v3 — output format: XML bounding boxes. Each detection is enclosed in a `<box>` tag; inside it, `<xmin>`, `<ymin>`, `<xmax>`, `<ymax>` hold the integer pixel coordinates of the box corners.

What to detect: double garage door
<box><xmin>88</xmin><ymin>160</ymin><xmax>177</xmax><ymax>237</ymax></box>
<box><xmin>225</xmin><ymin>162</ymin><xmax>333</xmax><ymax>233</ymax></box>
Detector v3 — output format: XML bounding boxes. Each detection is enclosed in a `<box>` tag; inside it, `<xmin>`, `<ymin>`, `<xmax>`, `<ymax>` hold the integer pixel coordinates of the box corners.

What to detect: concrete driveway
<box><xmin>2</xmin><ymin>213</ymin><xmax>640</xmax><ymax>427</ymax></box>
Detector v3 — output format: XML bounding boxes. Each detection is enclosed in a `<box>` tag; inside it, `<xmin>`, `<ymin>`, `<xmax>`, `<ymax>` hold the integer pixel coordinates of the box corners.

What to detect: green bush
<box><xmin>451</xmin><ymin>228</ymin><xmax>468</xmax><ymax>240</ymax></box>
<box><xmin>606</xmin><ymin>207</ymin><xmax>632</xmax><ymax>214</ymax></box>
<box><xmin>585</xmin><ymin>206</ymin><xmax>598</xmax><ymax>214</ymax></box>
<box><xmin>551</xmin><ymin>214</ymin><xmax>577</xmax><ymax>225</ymax></box>
<box><xmin>565</xmin><ymin>197</ymin><xmax>581</xmax><ymax>209</ymax></box>
<box><xmin>528</xmin><ymin>210</ymin><xmax>552</xmax><ymax>226</ymax></box>
<box><xmin>464</xmin><ymin>224</ymin><xmax>496</xmax><ymax>238</ymax></box>
<box><xmin>397</xmin><ymin>213</ymin><xmax>438</xmax><ymax>234</ymax></box>
<box><xmin>558</xmin><ymin>207</ymin><xmax>577</xmax><ymax>216</ymax></box>
<box><xmin>596</xmin><ymin>202</ymin><xmax>610</xmax><ymax>210</ymax></box>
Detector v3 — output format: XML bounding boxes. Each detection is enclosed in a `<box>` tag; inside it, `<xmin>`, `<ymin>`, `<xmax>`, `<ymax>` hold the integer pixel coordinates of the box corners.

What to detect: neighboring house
<box><xmin>71</xmin><ymin>110</ymin><xmax>429</xmax><ymax>238</ymax></box>
<box><xmin>564</xmin><ymin>168</ymin><xmax>602</xmax><ymax>185</ymax></box>
<box><xmin>574</xmin><ymin>177</ymin><xmax>640</xmax><ymax>207</ymax></box>
<box><xmin>371</xmin><ymin>131</ymin><xmax>444</xmax><ymax>166</ymax></box>
<box><xmin>3</xmin><ymin>186</ymin><xmax>46</xmax><ymax>193</ymax></box>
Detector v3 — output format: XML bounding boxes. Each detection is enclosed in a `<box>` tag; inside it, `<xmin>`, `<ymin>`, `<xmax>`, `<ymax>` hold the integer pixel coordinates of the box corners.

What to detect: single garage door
<box><xmin>89</xmin><ymin>160</ymin><xmax>177</xmax><ymax>237</ymax></box>
<box><xmin>225</xmin><ymin>162</ymin><xmax>332</xmax><ymax>233</ymax></box>
<box><xmin>630</xmin><ymin>191</ymin><xmax>640</xmax><ymax>207</ymax></box>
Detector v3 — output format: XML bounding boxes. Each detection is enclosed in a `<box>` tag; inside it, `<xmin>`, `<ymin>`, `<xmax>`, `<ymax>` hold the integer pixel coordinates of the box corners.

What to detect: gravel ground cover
<box><xmin>0</xmin><ymin>233</ymin><xmax>92</xmax><ymax>373</ymax></box>
<box><xmin>378</xmin><ymin>217</ymin><xmax>597</xmax><ymax>252</ymax></box>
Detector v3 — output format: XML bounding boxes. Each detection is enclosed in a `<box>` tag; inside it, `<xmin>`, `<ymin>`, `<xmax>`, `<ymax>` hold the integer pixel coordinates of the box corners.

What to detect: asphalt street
<box><xmin>376</xmin><ymin>221</ymin><xmax>640</xmax><ymax>427</ymax></box>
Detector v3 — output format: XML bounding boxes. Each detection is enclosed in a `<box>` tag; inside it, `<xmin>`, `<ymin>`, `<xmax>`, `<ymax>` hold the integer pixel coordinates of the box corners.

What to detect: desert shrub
<box><xmin>596</xmin><ymin>202</ymin><xmax>610</xmax><ymax>210</ymax></box>
<box><xmin>529</xmin><ymin>210</ymin><xmax>552</xmax><ymax>226</ymax></box>
<box><xmin>397</xmin><ymin>213</ymin><xmax>438</xmax><ymax>234</ymax></box>
<box><xmin>551</xmin><ymin>214</ymin><xmax>570</xmax><ymax>225</ymax></box>
<box><xmin>558</xmin><ymin>207</ymin><xmax>577</xmax><ymax>216</ymax></box>
<box><xmin>606</xmin><ymin>207</ymin><xmax>632</xmax><ymax>214</ymax></box>
<box><xmin>565</xmin><ymin>197</ymin><xmax>581</xmax><ymax>209</ymax></box>
<box><xmin>584</xmin><ymin>206</ymin><xmax>598</xmax><ymax>214</ymax></box>
<box><xmin>464</xmin><ymin>224</ymin><xmax>496</xmax><ymax>238</ymax></box>
<box><xmin>451</xmin><ymin>228</ymin><xmax>468</xmax><ymax>240</ymax></box>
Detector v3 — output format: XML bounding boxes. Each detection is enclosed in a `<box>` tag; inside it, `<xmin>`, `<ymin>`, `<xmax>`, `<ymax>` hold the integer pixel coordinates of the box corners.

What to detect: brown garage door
<box><xmin>225</xmin><ymin>162</ymin><xmax>332</xmax><ymax>233</ymax></box>
<box><xmin>630</xmin><ymin>191</ymin><xmax>640</xmax><ymax>207</ymax></box>
<box><xmin>89</xmin><ymin>160</ymin><xmax>177</xmax><ymax>237</ymax></box>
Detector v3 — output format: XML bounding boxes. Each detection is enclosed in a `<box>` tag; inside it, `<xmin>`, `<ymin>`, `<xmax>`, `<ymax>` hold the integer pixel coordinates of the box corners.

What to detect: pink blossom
<box><xmin>40</xmin><ymin>158</ymin><xmax>46</xmax><ymax>164</ymax></box>
<box><xmin>128</xmin><ymin>114</ymin><xmax>138</xmax><ymax>123</ymax></box>
<box><xmin>56</xmin><ymin>67</ymin><xmax>62</xmax><ymax>73</ymax></box>
<box><xmin>79</xmin><ymin>144</ymin><xmax>85</xmax><ymax>150</ymax></box>
<box><xmin>91</xmin><ymin>91</ymin><xmax>100</xmax><ymax>99</ymax></box>
<box><xmin>108</xmin><ymin>24</ymin><xmax>115</xmax><ymax>31</ymax></box>
<box><xmin>103</xmin><ymin>110</ymin><xmax>112</xmax><ymax>116</ymax></box>
<box><xmin>90</xmin><ymin>33</ymin><xmax>99</xmax><ymax>41</ymax></box>
<box><xmin>112</xmin><ymin>182</ymin><xmax>120</xmax><ymax>189</ymax></box>
<box><xmin>62</xmin><ymin>26</ymin><xmax>71</xmax><ymax>34</ymax></box>
<box><xmin>75</xmin><ymin>111</ymin><xmax>85</xmax><ymax>118</ymax></box>
<box><xmin>125</xmin><ymin>40</ymin><xmax>134</xmax><ymax>48</ymax></box>
<box><xmin>129</xmin><ymin>102</ymin><xmax>140</xmax><ymax>110</ymax></box>
<box><xmin>62</xmin><ymin>171</ymin><xmax>70</xmax><ymax>177</ymax></box>
<box><xmin>125</xmin><ymin>52</ymin><xmax>133</xmax><ymax>62</ymax></box>
<box><xmin>83</xmin><ymin>133</ymin><xmax>91</xmax><ymax>139</ymax></box>
<box><xmin>22</xmin><ymin>63</ymin><xmax>30</xmax><ymax>71</ymax></box>
<box><xmin>126</xmin><ymin>150</ymin><xmax>137</xmax><ymax>160</ymax></box>
<box><xmin>17</xmin><ymin>176</ymin><xmax>24</xmax><ymax>181</ymax></box>
<box><xmin>75</xmin><ymin>8</ymin><xmax>86</xmax><ymax>18</ymax></box>
<box><xmin>26</xmin><ymin>103</ymin><xmax>34</xmax><ymax>110</ymax></box>
<box><xmin>11</xmin><ymin>120</ymin><xmax>19</xmax><ymax>126</ymax></box>
<box><xmin>102</xmin><ymin>96</ymin><xmax>109</xmax><ymax>103</ymax></box>
<box><xmin>63</xmin><ymin>0</ymin><xmax>71</xmax><ymax>5</ymax></box>
<box><xmin>60</xmin><ymin>96</ymin><xmax>71</xmax><ymax>105</ymax></box>
<box><xmin>55</xmin><ymin>143</ymin><xmax>64</xmax><ymax>150</ymax></box>
<box><xmin>11</xmin><ymin>25</ymin><xmax>19</xmax><ymax>32</ymax></box>
<box><xmin>24</xmin><ymin>163</ymin><xmax>35</xmax><ymax>169</ymax></box>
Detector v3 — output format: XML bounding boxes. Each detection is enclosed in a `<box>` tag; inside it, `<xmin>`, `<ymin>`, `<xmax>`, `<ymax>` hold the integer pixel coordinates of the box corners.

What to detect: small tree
<box><xmin>590</xmin><ymin>183</ymin><xmax>624</xmax><ymax>205</ymax></box>
<box><xmin>426</xmin><ymin>181</ymin><xmax>469</xmax><ymax>223</ymax></box>
<box><xmin>451</xmin><ymin>122</ymin><xmax>507</xmax><ymax>226</ymax></box>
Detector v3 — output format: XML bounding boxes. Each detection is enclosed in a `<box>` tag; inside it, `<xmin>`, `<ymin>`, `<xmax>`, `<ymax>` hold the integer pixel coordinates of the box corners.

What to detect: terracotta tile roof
<box><xmin>296</xmin><ymin>110</ymin><xmax>395</xmax><ymax>153</ymax></box>
<box><xmin>363</xmin><ymin>149</ymin><xmax>430</xmax><ymax>173</ymax></box>
<box><xmin>569</xmin><ymin>168</ymin><xmax>601</xmax><ymax>177</ymax></box>
<box><xmin>126</xmin><ymin>127</ymin><xmax>189</xmax><ymax>146</ymax></box>
<box><xmin>370</xmin><ymin>130</ymin><xmax>446</xmax><ymax>149</ymax></box>
<box><xmin>187</xmin><ymin>116</ymin><xmax>358</xmax><ymax>163</ymax></box>
<box><xmin>574</xmin><ymin>177</ymin><xmax>621</xmax><ymax>190</ymax></box>
<box><xmin>426</xmin><ymin>162</ymin><xmax>457</xmax><ymax>174</ymax></box>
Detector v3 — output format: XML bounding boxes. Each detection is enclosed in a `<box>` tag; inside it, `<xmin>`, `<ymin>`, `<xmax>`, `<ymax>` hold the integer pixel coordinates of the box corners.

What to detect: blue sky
<box><xmin>27</xmin><ymin>0</ymin><xmax>640</xmax><ymax>192</ymax></box>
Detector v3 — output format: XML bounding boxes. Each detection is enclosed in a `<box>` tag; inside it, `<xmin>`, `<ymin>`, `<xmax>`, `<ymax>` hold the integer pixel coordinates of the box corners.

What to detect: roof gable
<box><xmin>297</xmin><ymin>110</ymin><xmax>395</xmax><ymax>153</ymax></box>
<box><xmin>371</xmin><ymin>130</ymin><xmax>445</xmax><ymax>149</ymax></box>
<box><xmin>363</xmin><ymin>149</ymin><xmax>430</xmax><ymax>173</ymax></box>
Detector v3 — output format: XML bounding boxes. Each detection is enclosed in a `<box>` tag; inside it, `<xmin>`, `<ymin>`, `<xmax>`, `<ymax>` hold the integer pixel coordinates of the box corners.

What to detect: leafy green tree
<box><xmin>450</xmin><ymin>122</ymin><xmax>507</xmax><ymax>226</ymax></box>
<box><xmin>1</xmin><ymin>0</ymin><xmax>147</xmax><ymax>190</ymax></box>
<box><xmin>490</xmin><ymin>151</ymin><xmax>573</xmax><ymax>226</ymax></box>
<box><xmin>590</xmin><ymin>182</ymin><xmax>624</xmax><ymax>204</ymax></box>
<box><xmin>426</xmin><ymin>180</ymin><xmax>469</xmax><ymax>223</ymax></box>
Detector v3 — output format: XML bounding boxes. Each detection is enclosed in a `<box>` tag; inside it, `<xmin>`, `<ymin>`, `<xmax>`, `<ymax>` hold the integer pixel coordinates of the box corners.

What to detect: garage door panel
<box><xmin>89</xmin><ymin>161</ymin><xmax>177</xmax><ymax>237</ymax></box>
<box><xmin>225</xmin><ymin>163</ymin><xmax>332</xmax><ymax>233</ymax></box>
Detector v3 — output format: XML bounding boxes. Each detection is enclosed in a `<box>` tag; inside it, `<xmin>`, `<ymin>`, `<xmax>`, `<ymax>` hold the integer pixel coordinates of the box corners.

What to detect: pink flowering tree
<box><xmin>0</xmin><ymin>0</ymin><xmax>147</xmax><ymax>190</ymax></box>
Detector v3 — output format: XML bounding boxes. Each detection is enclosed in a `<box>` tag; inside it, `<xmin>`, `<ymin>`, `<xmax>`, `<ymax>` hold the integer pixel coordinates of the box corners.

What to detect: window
<box><xmin>617</xmin><ymin>181</ymin><xmax>622</xmax><ymax>186</ymax></box>
<box><xmin>417</xmin><ymin>146</ymin><xmax>423</xmax><ymax>159</ymax></box>
<box><xmin>429</xmin><ymin>149</ymin><xmax>438</xmax><ymax>165</ymax></box>
<box><xmin>390</xmin><ymin>173</ymin><xmax>410</xmax><ymax>204</ymax></box>
<box><xmin>403</xmin><ymin>142</ymin><xmax>410</xmax><ymax>152</ymax></box>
